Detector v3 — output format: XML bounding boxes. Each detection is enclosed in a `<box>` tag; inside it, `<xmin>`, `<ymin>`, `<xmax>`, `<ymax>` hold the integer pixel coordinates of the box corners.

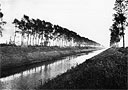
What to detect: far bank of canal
<box><xmin>0</xmin><ymin>46</ymin><xmax>102</xmax><ymax>77</ymax></box>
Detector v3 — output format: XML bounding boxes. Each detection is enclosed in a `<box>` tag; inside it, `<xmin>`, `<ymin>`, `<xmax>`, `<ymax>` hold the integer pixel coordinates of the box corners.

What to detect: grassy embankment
<box><xmin>40</xmin><ymin>47</ymin><xmax>128</xmax><ymax>89</ymax></box>
<box><xmin>0</xmin><ymin>46</ymin><xmax>99</xmax><ymax>77</ymax></box>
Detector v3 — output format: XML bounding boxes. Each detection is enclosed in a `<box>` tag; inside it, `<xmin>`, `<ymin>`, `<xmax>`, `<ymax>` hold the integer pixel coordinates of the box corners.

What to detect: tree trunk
<box><xmin>14</xmin><ymin>32</ymin><xmax>16</xmax><ymax>45</ymax></box>
<box><xmin>13</xmin><ymin>26</ymin><xmax>16</xmax><ymax>44</ymax></box>
<box><xmin>35</xmin><ymin>33</ymin><xmax>38</xmax><ymax>45</ymax></box>
<box><xmin>27</xmin><ymin>34</ymin><xmax>29</xmax><ymax>46</ymax></box>
<box><xmin>30</xmin><ymin>35</ymin><xmax>32</xmax><ymax>46</ymax></box>
<box><xmin>21</xmin><ymin>34</ymin><xmax>24</xmax><ymax>46</ymax></box>
<box><xmin>38</xmin><ymin>36</ymin><xmax>40</xmax><ymax>46</ymax></box>
<box><xmin>33</xmin><ymin>35</ymin><xmax>35</xmax><ymax>46</ymax></box>
<box><xmin>122</xmin><ymin>23</ymin><xmax>125</xmax><ymax>48</ymax></box>
<box><xmin>123</xmin><ymin>32</ymin><xmax>125</xmax><ymax>48</ymax></box>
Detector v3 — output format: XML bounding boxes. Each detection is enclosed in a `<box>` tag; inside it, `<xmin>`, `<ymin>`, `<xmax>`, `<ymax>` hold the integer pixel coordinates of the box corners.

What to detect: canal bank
<box><xmin>0</xmin><ymin>46</ymin><xmax>100</xmax><ymax>77</ymax></box>
<box><xmin>0</xmin><ymin>48</ymin><xmax>104</xmax><ymax>89</ymax></box>
<box><xmin>40</xmin><ymin>47</ymin><xmax>128</xmax><ymax>89</ymax></box>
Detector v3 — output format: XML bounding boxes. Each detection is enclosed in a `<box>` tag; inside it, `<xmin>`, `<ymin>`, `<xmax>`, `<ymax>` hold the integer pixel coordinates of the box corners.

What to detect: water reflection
<box><xmin>0</xmin><ymin>49</ymin><xmax>105</xmax><ymax>90</ymax></box>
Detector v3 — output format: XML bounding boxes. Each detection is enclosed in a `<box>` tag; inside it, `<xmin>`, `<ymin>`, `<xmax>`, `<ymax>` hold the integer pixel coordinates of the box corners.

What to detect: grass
<box><xmin>40</xmin><ymin>47</ymin><xmax>128</xmax><ymax>89</ymax></box>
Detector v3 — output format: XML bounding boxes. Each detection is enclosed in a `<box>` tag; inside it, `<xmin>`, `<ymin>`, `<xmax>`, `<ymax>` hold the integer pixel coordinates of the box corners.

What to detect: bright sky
<box><xmin>0</xmin><ymin>0</ymin><xmax>128</xmax><ymax>47</ymax></box>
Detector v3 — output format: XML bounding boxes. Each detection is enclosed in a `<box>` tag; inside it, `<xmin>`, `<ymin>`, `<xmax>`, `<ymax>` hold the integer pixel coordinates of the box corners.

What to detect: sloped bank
<box><xmin>40</xmin><ymin>47</ymin><xmax>128</xmax><ymax>89</ymax></box>
<box><xmin>0</xmin><ymin>46</ymin><xmax>99</xmax><ymax>77</ymax></box>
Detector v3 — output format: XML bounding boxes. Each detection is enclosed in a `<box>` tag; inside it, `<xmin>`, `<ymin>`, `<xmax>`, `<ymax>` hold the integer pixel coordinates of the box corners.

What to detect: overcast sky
<box><xmin>0</xmin><ymin>0</ymin><xmax>128</xmax><ymax>47</ymax></box>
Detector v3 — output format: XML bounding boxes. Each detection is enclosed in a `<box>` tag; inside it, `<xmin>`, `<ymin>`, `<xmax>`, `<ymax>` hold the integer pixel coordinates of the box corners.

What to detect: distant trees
<box><xmin>12</xmin><ymin>15</ymin><xmax>98</xmax><ymax>47</ymax></box>
<box><xmin>110</xmin><ymin>0</ymin><xmax>128</xmax><ymax>47</ymax></box>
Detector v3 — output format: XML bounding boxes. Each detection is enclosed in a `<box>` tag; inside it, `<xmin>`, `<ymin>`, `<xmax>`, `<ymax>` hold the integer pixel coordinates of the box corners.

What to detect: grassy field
<box><xmin>0</xmin><ymin>46</ymin><xmax>99</xmax><ymax>77</ymax></box>
<box><xmin>40</xmin><ymin>47</ymin><xmax>128</xmax><ymax>89</ymax></box>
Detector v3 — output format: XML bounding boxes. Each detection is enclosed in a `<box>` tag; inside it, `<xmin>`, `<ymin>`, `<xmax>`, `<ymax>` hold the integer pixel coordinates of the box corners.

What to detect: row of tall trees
<box><xmin>110</xmin><ymin>0</ymin><xmax>128</xmax><ymax>47</ymax></box>
<box><xmin>12</xmin><ymin>15</ymin><xmax>98</xmax><ymax>47</ymax></box>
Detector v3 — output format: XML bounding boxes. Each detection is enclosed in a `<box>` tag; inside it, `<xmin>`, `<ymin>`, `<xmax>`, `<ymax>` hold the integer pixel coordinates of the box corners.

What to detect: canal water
<box><xmin>0</xmin><ymin>49</ymin><xmax>105</xmax><ymax>90</ymax></box>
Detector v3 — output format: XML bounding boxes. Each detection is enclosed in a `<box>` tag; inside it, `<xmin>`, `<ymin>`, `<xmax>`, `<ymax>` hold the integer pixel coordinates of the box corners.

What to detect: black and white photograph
<box><xmin>0</xmin><ymin>0</ymin><xmax>128</xmax><ymax>89</ymax></box>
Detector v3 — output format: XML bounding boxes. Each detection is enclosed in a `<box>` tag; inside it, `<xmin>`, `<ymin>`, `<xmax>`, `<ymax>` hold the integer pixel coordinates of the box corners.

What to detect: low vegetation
<box><xmin>0</xmin><ymin>46</ymin><xmax>99</xmax><ymax>77</ymax></box>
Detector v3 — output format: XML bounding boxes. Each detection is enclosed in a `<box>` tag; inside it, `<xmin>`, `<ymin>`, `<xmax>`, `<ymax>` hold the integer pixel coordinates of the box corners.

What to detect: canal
<box><xmin>0</xmin><ymin>49</ymin><xmax>105</xmax><ymax>90</ymax></box>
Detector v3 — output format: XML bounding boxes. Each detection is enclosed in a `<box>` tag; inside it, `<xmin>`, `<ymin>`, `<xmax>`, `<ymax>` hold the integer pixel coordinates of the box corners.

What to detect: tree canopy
<box><xmin>12</xmin><ymin>15</ymin><xmax>100</xmax><ymax>47</ymax></box>
<box><xmin>110</xmin><ymin>0</ymin><xmax>128</xmax><ymax>47</ymax></box>
<box><xmin>0</xmin><ymin>4</ymin><xmax>6</xmax><ymax>37</ymax></box>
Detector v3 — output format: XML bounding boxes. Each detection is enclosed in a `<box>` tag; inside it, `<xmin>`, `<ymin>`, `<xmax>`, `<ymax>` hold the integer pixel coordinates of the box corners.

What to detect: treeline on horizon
<box><xmin>0</xmin><ymin>3</ymin><xmax>100</xmax><ymax>48</ymax></box>
<box><xmin>3</xmin><ymin>15</ymin><xmax>99</xmax><ymax>47</ymax></box>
